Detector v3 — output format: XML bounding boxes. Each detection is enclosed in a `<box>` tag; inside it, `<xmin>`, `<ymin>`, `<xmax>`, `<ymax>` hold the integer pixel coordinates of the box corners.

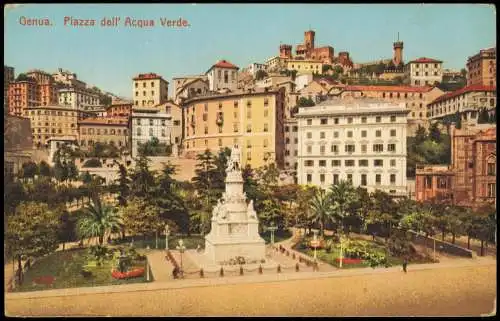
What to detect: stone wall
<box><xmin>406</xmin><ymin>230</ymin><xmax>474</xmax><ymax>258</ymax></box>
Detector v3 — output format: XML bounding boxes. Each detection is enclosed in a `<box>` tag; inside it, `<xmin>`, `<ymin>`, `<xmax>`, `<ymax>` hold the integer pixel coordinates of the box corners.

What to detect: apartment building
<box><xmin>284</xmin><ymin>118</ymin><xmax>299</xmax><ymax>175</ymax></box>
<box><xmin>52</xmin><ymin>68</ymin><xmax>87</xmax><ymax>89</ymax></box>
<box><xmin>286</xmin><ymin>59</ymin><xmax>323</xmax><ymax>75</ymax></box>
<box><xmin>130</xmin><ymin>107</ymin><xmax>172</xmax><ymax>158</ymax></box>
<box><xmin>8</xmin><ymin>79</ymin><xmax>40</xmax><ymax>117</ymax></box>
<box><xmin>406</xmin><ymin>57</ymin><xmax>443</xmax><ymax>87</ymax></box>
<box><xmin>106</xmin><ymin>100</ymin><xmax>133</xmax><ymax>118</ymax></box>
<box><xmin>157</xmin><ymin>100</ymin><xmax>183</xmax><ymax>146</ymax></box>
<box><xmin>206</xmin><ymin>60</ymin><xmax>239</xmax><ymax>92</ymax></box>
<box><xmin>296</xmin><ymin>99</ymin><xmax>408</xmax><ymax>196</ymax></box>
<box><xmin>427</xmin><ymin>84</ymin><xmax>496</xmax><ymax>124</ymax></box>
<box><xmin>24</xmin><ymin>105</ymin><xmax>81</xmax><ymax>148</ymax></box>
<box><xmin>182</xmin><ymin>88</ymin><xmax>286</xmax><ymax>169</ymax></box>
<box><xmin>59</xmin><ymin>87</ymin><xmax>101</xmax><ymax>109</ymax></box>
<box><xmin>172</xmin><ymin>76</ymin><xmax>209</xmax><ymax>104</ymax></box>
<box><xmin>245</xmin><ymin>63</ymin><xmax>268</xmax><ymax>76</ymax></box>
<box><xmin>415</xmin><ymin>165</ymin><xmax>454</xmax><ymax>203</ymax></box>
<box><xmin>265</xmin><ymin>56</ymin><xmax>288</xmax><ymax>72</ymax></box>
<box><xmin>331</xmin><ymin>85</ymin><xmax>444</xmax><ymax>135</ymax></box>
<box><xmin>132</xmin><ymin>73</ymin><xmax>169</xmax><ymax>108</ymax></box>
<box><xmin>4</xmin><ymin>66</ymin><xmax>15</xmax><ymax>109</ymax></box>
<box><xmin>466</xmin><ymin>47</ymin><xmax>496</xmax><ymax>87</ymax></box>
<box><xmin>26</xmin><ymin>69</ymin><xmax>53</xmax><ymax>84</ymax></box>
<box><xmin>78</xmin><ymin>117</ymin><xmax>129</xmax><ymax>150</ymax></box>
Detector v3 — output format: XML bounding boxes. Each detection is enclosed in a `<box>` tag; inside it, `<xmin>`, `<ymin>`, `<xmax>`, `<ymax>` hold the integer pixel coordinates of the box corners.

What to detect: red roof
<box><xmin>78</xmin><ymin>117</ymin><xmax>128</xmax><ymax>125</ymax></box>
<box><xmin>212</xmin><ymin>60</ymin><xmax>239</xmax><ymax>69</ymax></box>
<box><xmin>344</xmin><ymin>85</ymin><xmax>436</xmax><ymax>93</ymax></box>
<box><xmin>133</xmin><ymin>73</ymin><xmax>167</xmax><ymax>81</ymax></box>
<box><xmin>429</xmin><ymin>85</ymin><xmax>496</xmax><ymax>105</ymax></box>
<box><xmin>409</xmin><ymin>57</ymin><xmax>443</xmax><ymax>64</ymax></box>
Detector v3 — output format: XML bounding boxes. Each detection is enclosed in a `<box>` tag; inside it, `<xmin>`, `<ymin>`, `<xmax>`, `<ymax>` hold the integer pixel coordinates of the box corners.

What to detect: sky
<box><xmin>4</xmin><ymin>3</ymin><xmax>497</xmax><ymax>99</ymax></box>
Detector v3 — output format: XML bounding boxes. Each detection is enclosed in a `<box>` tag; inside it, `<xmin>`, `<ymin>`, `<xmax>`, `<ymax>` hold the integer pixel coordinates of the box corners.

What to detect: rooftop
<box><xmin>297</xmin><ymin>98</ymin><xmax>407</xmax><ymax>116</ymax></box>
<box><xmin>206</xmin><ymin>60</ymin><xmax>239</xmax><ymax>74</ymax></box>
<box><xmin>183</xmin><ymin>87</ymin><xmax>281</xmax><ymax>104</ymax></box>
<box><xmin>133</xmin><ymin>73</ymin><xmax>168</xmax><ymax>82</ymax></box>
<box><xmin>408</xmin><ymin>57</ymin><xmax>443</xmax><ymax>64</ymax></box>
<box><xmin>429</xmin><ymin>84</ymin><xmax>496</xmax><ymax>105</ymax></box>
<box><xmin>342</xmin><ymin>85</ymin><xmax>436</xmax><ymax>93</ymax></box>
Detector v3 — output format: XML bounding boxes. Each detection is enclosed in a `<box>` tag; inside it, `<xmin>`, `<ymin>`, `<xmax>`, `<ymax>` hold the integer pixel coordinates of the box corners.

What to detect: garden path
<box><xmin>146</xmin><ymin>250</ymin><xmax>174</xmax><ymax>282</ymax></box>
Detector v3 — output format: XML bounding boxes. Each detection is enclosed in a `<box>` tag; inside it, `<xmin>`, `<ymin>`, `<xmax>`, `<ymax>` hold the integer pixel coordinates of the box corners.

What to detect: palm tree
<box><xmin>309</xmin><ymin>189</ymin><xmax>331</xmax><ymax>237</ymax></box>
<box><xmin>77</xmin><ymin>196</ymin><xmax>122</xmax><ymax>245</ymax></box>
<box><xmin>329</xmin><ymin>180</ymin><xmax>359</xmax><ymax>237</ymax></box>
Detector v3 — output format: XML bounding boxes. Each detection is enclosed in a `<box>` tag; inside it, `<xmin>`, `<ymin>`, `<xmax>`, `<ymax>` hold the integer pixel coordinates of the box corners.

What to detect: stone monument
<box><xmin>203</xmin><ymin>145</ymin><xmax>266</xmax><ymax>265</ymax></box>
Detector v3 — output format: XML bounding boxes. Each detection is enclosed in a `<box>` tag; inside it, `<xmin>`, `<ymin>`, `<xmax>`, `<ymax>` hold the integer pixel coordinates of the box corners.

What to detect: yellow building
<box><xmin>286</xmin><ymin>59</ymin><xmax>323</xmax><ymax>74</ymax></box>
<box><xmin>183</xmin><ymin>88</ymin><xmax>285</xmax><ymax>169</ymax></box>
<box><xmin>78</xmin><ymin>117</ymin><xmax>129</xmax><ymax>150</ymax></box>
<box><xmin>466</xmin><ymin>47</ymin><xmax>496</xmax><ymax>87</ymax></box>
<box><xmin>24</xmin><ymin>105</ymin><xmax>91</xmax><ymax>149</ymax></box>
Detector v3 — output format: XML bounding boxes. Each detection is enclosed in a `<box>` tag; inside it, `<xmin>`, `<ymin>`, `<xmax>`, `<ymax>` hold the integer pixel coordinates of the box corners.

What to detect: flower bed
<box><xmin>32</xmin><ymin>275</ymin><xmax>56</xmax><ymax>285</ymax></box>
<box><xmin>111</xmin><ymin>267</ymin><xmax>145</xmax><ymax>279</ymax></box>
<box><xmin>334</xmin><ymin>258</ymin><xmax>364</xmax><ymax>265</ymax></box>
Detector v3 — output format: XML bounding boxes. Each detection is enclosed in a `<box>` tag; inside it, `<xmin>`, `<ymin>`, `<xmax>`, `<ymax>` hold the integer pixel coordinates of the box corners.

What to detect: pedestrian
<box><xmin>172</xmin><ymin>266</ymin><xmax>179</xmax><ymax>279</ymax></box>
<box><xmin>402</xmin><ymin>257</ymin><xmax>408</xmax><ymax>273</ymax></box>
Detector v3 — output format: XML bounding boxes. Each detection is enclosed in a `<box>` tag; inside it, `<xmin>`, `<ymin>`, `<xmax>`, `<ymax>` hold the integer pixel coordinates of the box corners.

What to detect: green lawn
<box><xmin>293</xmin><ymin>235</ymin><xmax>433</xmax><ymax>269</ymax></box>
<box><xmin>12</xmin><ymin>248</ymin><xmax>152</xmax><ymax>293</ymax></box>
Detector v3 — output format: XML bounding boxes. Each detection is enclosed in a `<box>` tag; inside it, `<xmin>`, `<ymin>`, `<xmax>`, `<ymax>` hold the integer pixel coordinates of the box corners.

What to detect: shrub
<box><xmin>82</xmin><ymin>158</ymin><xmax>102</xmax><ymax>168</ymax></box>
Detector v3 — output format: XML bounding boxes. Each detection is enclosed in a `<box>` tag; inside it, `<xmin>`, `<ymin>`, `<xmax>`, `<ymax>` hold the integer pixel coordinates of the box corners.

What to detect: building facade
<box><xmin>157</xmin><ymin>100</ymin><xmax>183</xmax><ymax>147</ymax></box>
<box><xmin>52</xmin><ymin>68</ymin><xmax>87</xmax><ymax>89</ymax></box>
<box><xmin>294</xmin><ymin>30</ymin><xmax>335</xmax><ymax>64</ymax></box>
<box><xmin>8</xmin><ymin>79</ymin><xmax>40</xmax><ymax>117</ymax></box>
<box><xmin>24</xmin><ymin>105</ymin><xmax>81</xmax><ymax>148</ymax></box>
<box><xmin>415</xmin><ymin>165</ymin><xmax>454</xmax><ymax>203</ymax></box>
<box><xmin>182</xmin><ymin>88</ymin><xmax>285</xmax><ymax>169</ymax></box>
<box><xmin>296</xmin><ymin>99</ymin><xmax>408</xmax><ymax>196</ymax></box>
<box><xmin>206</xmin><ymin>60</ymin><xmax>239</xmax><ymax>92</ymax></box>
<box><xmin>4</xmin><ymin>114</ymin><xmax>33</xmax><ymax>177</ymax></box>
<box><xmin>286</xmin><ymin>59</ymin><xmax>323</xmax><ymax>75</ymax></box>
<box><xmin>78</xmin><ymin>117</ymin><xmax>129</xmax><ymax>149</ymax></box>
<box><xmin>59</xmin><ymin>87</ymin><xmax>101</xmax><ymax>109</ymax></box>
<box><xmin>4</xmin><ymin>65</ymin><xmax>15</xmax><ymax>110</ymax></box>
<box><xmin>246</xmin><ymin>63</ymin><xmax>268</xmax><ymax>76</ymax></box>
<box><xmin>132</xmin><ymin>73</ymin><xmax>169</xmax><ymax>108</ymax></box>
<box><xmin>106</xmin><ymin>100</ymin><xmax>133</xmax><ymax>118</ymax></box>
<box><xmin>406</xmin><ymin>57</ymin><xmax>443</xmax><ymax>87</ymax></box>
<box><xmin>427</xmin><ymin>85</ymin><xmax>496</xmax><ymax>124</ymax></box>
<box><xmin>130</xmin><ymin>107</ymin><xmax>172</xmax><ymax>158</ymax></box>
<box><xmin>284</xmin><ymin>118</ymin><xmax>299</xmax><ymax>175</ymax></box>
<box><xmin>466</xmin><ymin>47</ymin><xmax>496</xmax><ymax>87</ymax></box>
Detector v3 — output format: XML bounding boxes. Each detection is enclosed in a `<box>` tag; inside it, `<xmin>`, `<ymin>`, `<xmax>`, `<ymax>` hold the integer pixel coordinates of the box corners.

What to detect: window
<box><xmin>359</xmin><ymin>159</ymin><xmax>368</xmax><ymax>167</ymax></box>
<box><xmin>307</xmin><ymin>146</ymin><xmax>312</xmax><ymax>154</ymax></box>
<box><xmin>373</xmin><ymin>144</ymin><xmax>384</xmax><ymax>152</ymax></box>
<box><xmin>320</xmin><ymin>174</ymin><xmax>325</xmax><ymax>183</ymax></box>
<box><xmin>307</xmin><ymin>119</ymin><xmax>312</xmax><ymax>125</ymax></box>
<box><xmin>390</xmin><ymin>159</ymin><xmax>396</xmax><ymax>167</ymax></box>
<box><xmin>424</xmin><ymin>176</ymin><xmax>433</xmax><ymax>188</ymax></box>
<box><xmin>333</xmin><ymin>131</ymin><xmax>339</xmax><ymax>138</ymax></box>
<box><xmin>320</xmin><ymin>118</ymin><xmax>328</xmax><ymax>125</ymax></box>
<box><xmin>149</xmin><ymin>128</ymin><xmax>153</xmax><ymax>136</ymax></box>
<box><xmin>234</xmin><ymin>101</ymin><xmax>238</xmax><ymax>108</ymax></box>
<box><xmin>204</xmin><ymin>104</ymin><xmax>208</xmax><ymax>112</ymax></box>
<box><xmin>264</xmin><ymin>109</ymin><xmax>269</xmax><ymax>117</ymax></box>
<box><xmin>307</xmin><ymin>132</ymin><xmax>312</xmax><ymax>139</ymax></box>
<box><xmin>390</xmin><ymin>115</ymin><xmax>396</xmax><ymax>122</ymax></box>
<box><xmin>247</xmin><ymin>124</ymin><xmax>252</xmax><ymax>133</ymax></box>
<box><xmin>307</xmin><ymin>174</ymin><xmax>312</xmax><ymax>183</ymax></box>
<box><xmin>292</xmin><ymin>126</ymin><xmax>298</xmax><ymax>132</ymax></box>
<box><xmin>361</xmin><ymin>174</ymin><xmax>367</xmax><ymax>186</ymax></box>
<box><xmin>375</xmin><ymin>174</ymin><xmax>381</xmax><ymax>185</ymax></box>
<box><xmin>345</xmin><ymin>160</ymin><xmax>355</xmax><ymax>167</ymax></box>
<box><xmin>390</xmin><ymin>129</ymin><xmax>396</xmax><ymax>137</ymax></box>
<box><xmin>488</xmin><ymin>162</ymin><xmax>496</xmax><ymax>176</ymax></box>
<box><xmin>334</xmin><ymin>118</ymin><xmax>339</xmax><ymax>124</ymax></box>
<box><xmin>247</xmin><ymin>140</ymin><xmax>252</xmax><ymax>148</ymax></box>
<box><xmin>319</xmin><ymin>160</ymin><xmax>326</xmax><ymax>167</ymax></box>
<box><xmin>149</xmin><ymin>119</ymin><xmax>154</xmax><ymax>126</ymax></box>
<box><xmin>264</xmin><ymin>98</ymin><xmax>269</xmax><ymax>106</ymax></box>
<box><xmin>347</xmin><ymin>131</ymin><xmax>353</xmax><ymax>138</ymax></box>
<box><xmin>345</xmin><ymin>144</ymin><xmax>355</xmax><ymax>153</ymax></box>
<box><xmin>438</xmin><ymin>177</ymin><xmax>448</xmax><ymax>189</ymax></box>
<box><xmin>320</xmin><ymin>145</ymin><xmax>325</xmax><ymax>155</ymax></box>
<box><xmin>375</xmin><ymin>130</ymin><xmax>381</xmax><ymax>137</ymax></box>
<box><xmin>347</xmin><ymin>117</ymin><xmax>353</xmax><ymax>124</ymax></box>
<box><xmin>361</xmin><ymin>117</ymin><xmax>367</xmax><ymax>123</ymax></box>
<box><xmin>320</xmin><ymin>132</ymin><xmax>325</xmax><ymax>139</ymax></box>
<box><xmin>137</xmin><ymin>127</ymin><xmax>142</xmax><ymax>136</ymax></box>
<box><xmin>332</xmin><ymin>160</ymin><xmax>341</xmax><ymax>167</ymax></box>
<box><xmin>136</xmin><ymin>119</ymin><xmax>141</xmax><ymax>125</ymax></box>
<box><xmin>361</xmin><ymin>144</ymin><xmax>367</xmax><ymax>153</ymax></box>
<box><xmin>488</xmin><ymin>183</ymin><xmax>496</xmax><ymax>198</ymax></box>
<box><xmin>361</xmin><ymin>130</ymin><xmax>367</xmax><ymax>138</ymax></box>
<box><xmin>247</xmin><ymin>151</ymin><xmax>252</xmax><ymax>160</ymax></box>
<box><xmin>376</xmin><ymin>116</ymin><xmax>381</xmax><ymax>123</ymax></box>
<box><xmin>264</xmin><ymin>123</ymin><xmax>268</xmax><ymax>132</ymax></box>
<box><xmin>331</xmin><ymin>145</ymin><xmax>338</xmax><ymax>153</ymax></box>
<box><xmin>388</xmin><ymin>144</ymin><xmax>396</xmax><ymax>152</ymax></box>
<box><xmin>390</xmin><ymin>174</ymin><xmax>396</xmax><ymax>185</ymax></box>
<box><xmin>305</xmin><ymin>160</ymin><xmax>314</xmax><ymax>167</ymax></box>
<box><xmin>346</xmin><ymin>174</ymin><xmax>353</xmax><ymax>184</ymax></box>
<box><xmin>333</xmin><ymin>174</ymin><xmax>339</xmax><ymax>185</ymax></box>
<box><xmin>374</xmin><ymin>159</ymin><xmax>383</xmax><ymax>167</ymax></box>
<box><xmin>264</xmin><ymin>139</ymin><xmax>268</xmax><ymax>148</ymax></box>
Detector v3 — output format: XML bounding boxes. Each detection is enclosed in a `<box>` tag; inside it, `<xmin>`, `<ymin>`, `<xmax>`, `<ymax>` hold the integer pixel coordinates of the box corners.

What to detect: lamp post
<box><xmin>267</xmin><ymin>222</ymin><xmax>278</xmax><ymax>246</ymax></box>
<box><xmin>165</xmin><ymin>224</ymin><xmax>170</xmax><ymax>251</ymax></box>
<box><xmin>339</xmin><ymin>228</ymin><xmax>343</xmax><ymax>269</ymax></box>
<box><xmin>312</xmin><ymin>230</ymin><xmax>318</xmax><ymax>260</ymax></box>
<box><xmin>176</xmin><ymin>239</ymin><xmax>186</xmax><ymax>278</ymax></box>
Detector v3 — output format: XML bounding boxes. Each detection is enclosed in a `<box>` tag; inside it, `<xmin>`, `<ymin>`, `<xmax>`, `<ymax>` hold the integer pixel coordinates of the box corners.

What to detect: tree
<box><xmin>16</xmin><ymin>73</ymin><xmax>31</xmax><ymax>81</ymax></box>
<box><xmin>82</xmin><ymin>158</ymin><xmax>102</xmax><ymax>168</ymax></box>
<box><xmin>258</xmin><ymin>198</ymin><xmax>284</xmax><ymax>231</ymax></box>
<box><xmin>114</xmin><ymin>163</ymin><xmax>130</xmax><ymax>207</ymax></box>
<box><xmin>6</xmin><ymin>202</ymin><xmax>61</xmax><ymax>284</ymax></box>
<box><xmin>53</xmin><ymin>144</ymin><xmax>79</xmax><ymax>184</ymax></box>
<box><xmin>366</xmin><ymin>190</ymin><xmax>398</xmax><ymax>241</ymax></box>
<box><xmin>322</xmin><ymin>65</ymin><xmax>333</xmax><ymax>73</ymax></box>
<box><xmin>38</xmin><ymin>161</ymin><xmax>52</xmax><ymax>177</ymax></box>
<box><xmin>429</xmin><ymin>122</ymin><xmax>442</xmax><ymax>143</ymax></box>
<box><xmin>309</xmin><ymin>189</ymin><xmax>331</xmax><ymax>237</ymax></box>
<box><xmin>329</xmin><ymin>180</ymin><xmax>360</xmax><ymax>237</ymax></box>
<box><xmin>414</xmin><ymin>125</ymin><xmax>427</xmax><ymax>145</ymax></box>
<box><xmin>129</xmin><ymin>154</ymin><xmax>156</xmax><ymax>199</ymax></box>
<box><xmin>4</xmin><ymin>180</ymin><xmax>26</xmax><ymax>216</ymax></box>
<box><xmin>19</xmin><ymin>161</ymin><xmax>38</xmax><ymax>182</ymax></box>
<box><xmin>297</xmin><ymin>97</ymin><xmax>315</xmax><ymax>107</ymax></box>
<box><xmin>76</xmin><ymin>196</ymin><xmax>122</xmax><ymax>245</ymax></box>
<box><xmin>121</xmin><ymin>197</ymin><xmax>163</xmax><ymax>241</ymax></box>
<box><xmin>255</xmin><ymin>69</ymin><xmax>268</xmax><ymax>81</ymax></box>
<box><xmin>333</xmin><ymin>65</ymin><xmax>344</xmax><ymax>74</ymax></box>
<box><xmin>472</xmin><ymin>204</ymin><xmax>496</xmax><ymax>256</ymax></box>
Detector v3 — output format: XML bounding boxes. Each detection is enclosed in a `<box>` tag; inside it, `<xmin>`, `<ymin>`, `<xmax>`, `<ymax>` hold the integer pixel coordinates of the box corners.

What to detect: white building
<box><xmin>206</xmin><ymin>60</ymin><xmax>239</xmax><ymax>92</ymax></box>
<box><xmin>246</xmin><ymin>63</ymin><xmax>268</xmax><ymax>76</ymax></box>
<box><xmin>284</xmin><ymin>118</ymin><xmax>299</xmax><ymax>181</ymax></box>
<box><xmin>295</xmin><ymin>73</ymin><xmax>314</xmax><ymax>91</ymax></box>
<box><xmin>52</xmin><ymin>68</ymin><xmax>87</xmax><ymax>89</ymax></box>
<box><xmin>131</xmin><ymin>107</ymin><xmax>172</xmax><ymax>158</ymax></box>
<box><xmin>172</xmin><ymin>76</ymin><xmax>209</xmax><ymax>104</ymax></box>
<box><xmin>265</xmin><ymin>56</ymin><xmax>287</xmax><ymax>72</ymax></box>
<box><xmin>132</xmin><ymin>73</ymin><xmax>169</xmax><ymax>108</ymax></box>
<box><xmin>406</xmin><ymin>57</ymin><xmax>443</xmax><ymax>87</ymax></box>
<box><xmin>427</xmin><ymin>84</ymin><xmax>497</xmax><ymax>124</ymax></box>
<box><xmin>58</xmin><ymin>88</ymin><xmax>101</xmax><ymax>109</ymax></box>
<box><xmin>296</xmin><ymin>99</ymin><xmax>408</xmax><ymax>196</ymax></box>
